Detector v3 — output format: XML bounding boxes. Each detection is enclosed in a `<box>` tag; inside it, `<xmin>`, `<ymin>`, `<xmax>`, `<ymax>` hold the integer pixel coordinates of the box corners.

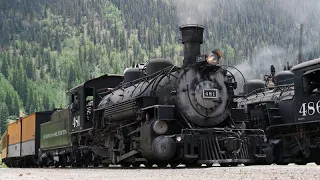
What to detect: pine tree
<box><xmin>21</xmin><ymin>74</ymin><xmax>28</xmax><ymax>105</ymax></box>
<box><xmin>52</xmin><ymin>58</ymin><xmax>58</xmax><ymax>78</ymax></box>
<box><xmin>13</xmin><ymin>96</ymin><xmax>20</xmax><ymax>116</ymax></box>
<box><xmin>1</xmin><ymin>56</ymin><xmax>9</xmax><ymax>78</ymax></box>
<box><xmin>68</xmin><ymin>69</ymin><xmax>75</xmax><ymax>89</ymax></box>
<box><xmin>43</xmin><ymin>94</ymin><xmax>50</xmax><ymax>110</ymax></box>
<box><xmin>54</xmin><ymin>31</ymin><xmax>62</xmax><ymax>53</ymax></box>
<box><xmin>0</xmin><ymin>103</ymin><xmax>9</xmax><ymax>135</ymax></box>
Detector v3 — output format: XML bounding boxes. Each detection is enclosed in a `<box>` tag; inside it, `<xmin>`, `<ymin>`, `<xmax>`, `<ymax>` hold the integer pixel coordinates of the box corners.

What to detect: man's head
<box><xmin>75</xmin><ymin>94</ymin><xmax>79</xmax><ymax>102</ymax></box>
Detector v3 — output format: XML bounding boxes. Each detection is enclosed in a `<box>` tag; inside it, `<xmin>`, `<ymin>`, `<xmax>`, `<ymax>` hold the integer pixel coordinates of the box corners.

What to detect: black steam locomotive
<box><xmin>238</xmin><ymin>58</ymin><xmax>320</xmax><ymax>165</ymax></box>
<box><xmin>1</xmin><ymin>25</ymin><xmax>266</xmax><ymax>168</ymax></box>
<box><xmin>68</xmin><ymin>25</ymin><xmax>266</xmax><ymax>168</ymax></box>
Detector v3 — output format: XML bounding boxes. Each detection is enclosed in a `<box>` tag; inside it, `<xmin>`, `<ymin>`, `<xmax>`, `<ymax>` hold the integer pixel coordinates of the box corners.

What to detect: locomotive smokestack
<box><xmin>180</xmin><ymin>24</ymin><xmax>204</xmax><ymax>67</ymax></box>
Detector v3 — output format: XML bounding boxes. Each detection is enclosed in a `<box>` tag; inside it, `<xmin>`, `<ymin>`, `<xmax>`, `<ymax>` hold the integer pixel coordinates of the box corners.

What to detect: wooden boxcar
<box><xmin>7</xmin><ymin>119</ymin><xmax>21</xmax><ymax>158</ymax></box>
<box><xmin>2</xmin><ymin>111</ymin><xmax>53</xmax><ymax>167</ymax></box>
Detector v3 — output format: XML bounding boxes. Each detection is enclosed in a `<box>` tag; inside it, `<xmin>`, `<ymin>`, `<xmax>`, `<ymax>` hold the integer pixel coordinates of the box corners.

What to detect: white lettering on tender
<box><xmin>299</xmin><ymin>100</ymin><xmax>320</xmax><ymax>117</ymax></box>
<box><xmin>42</xmin><ymin>129</ymin><xmax>68</xmax><ymax>139</ymax></box>
<box><xmin>72</xmin><ymin>116</ymin><xmax>80</xmax><ymax>128</ymax></box>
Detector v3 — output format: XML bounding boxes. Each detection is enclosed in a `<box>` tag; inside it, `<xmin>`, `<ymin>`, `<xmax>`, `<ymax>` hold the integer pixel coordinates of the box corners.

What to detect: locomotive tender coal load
<box><xmin>238</xmin><ymin>58</ymin><xmax>320</xmax><ymax>165</ymax></box>
<box><xmin>1</xmin><ymin>25</ymin><xmax>266</xmax><ymax>168</ymax></box>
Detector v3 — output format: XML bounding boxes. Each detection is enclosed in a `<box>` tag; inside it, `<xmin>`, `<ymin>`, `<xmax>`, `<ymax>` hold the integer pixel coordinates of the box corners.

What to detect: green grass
<box><xmin>0</xmin><ymin>156</ymin><xmax>7</xmax><ymax>168</ymax></box>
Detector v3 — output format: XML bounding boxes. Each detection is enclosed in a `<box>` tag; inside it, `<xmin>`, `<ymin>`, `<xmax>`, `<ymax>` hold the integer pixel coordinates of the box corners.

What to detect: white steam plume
<box><xmin>171</xmin><ymin>0</ymin><xmax>320</xmax><ymax>94</ymax></box>
<box><xmin>229</xmin><ymin>46</ymin><xmax>298</xmax><ymax>93</ymax></box>
<box><xmin>172</xmin><ymin>0</ymin><xmax>218</xmax><ymax>25</ymax></box>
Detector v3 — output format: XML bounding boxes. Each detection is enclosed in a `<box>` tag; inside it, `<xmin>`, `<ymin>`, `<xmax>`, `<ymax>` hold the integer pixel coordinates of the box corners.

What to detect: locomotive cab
<box><xmin>68</xmin><ymin>74</ymin><xmax>123</xmax><ymax>132</ymax></box>
<box><xmin>291</xmin><ymin>58</ymin><xmax>320</xmax><ymax>122</ymax></box>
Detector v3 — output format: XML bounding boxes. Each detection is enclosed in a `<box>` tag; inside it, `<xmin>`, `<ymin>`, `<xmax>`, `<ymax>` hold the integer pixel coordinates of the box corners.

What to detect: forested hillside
<box><xmin>0</xmin><ymin>0</ymin><xmax>320</xmax><ymax>135</ymax></box>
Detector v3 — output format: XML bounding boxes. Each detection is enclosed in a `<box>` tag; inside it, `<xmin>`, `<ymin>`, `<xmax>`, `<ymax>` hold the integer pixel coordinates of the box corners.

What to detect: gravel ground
<box><xmin>0</xmin><ymin>164</ymin><xmax>320</xmax><ymax>180</ymax></box>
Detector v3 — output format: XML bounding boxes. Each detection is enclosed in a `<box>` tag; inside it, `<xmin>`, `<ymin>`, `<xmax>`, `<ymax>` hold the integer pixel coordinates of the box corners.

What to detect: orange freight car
<box><xmin>7</xmin><ymin>119</ymin><xmax>22</xmax><ymax>158</ymax></box>
<box><xmin>2</xmin><ymin>111</ymin><xmax>53</xmax><ymax>167</ymax></box>
<box><xmin>21</xmin><ymin>114</ymin><xmax>36</xmax><ymax>156</ymax></box>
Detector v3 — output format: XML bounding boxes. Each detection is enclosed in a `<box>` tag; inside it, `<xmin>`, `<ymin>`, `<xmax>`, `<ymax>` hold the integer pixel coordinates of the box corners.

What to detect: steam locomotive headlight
<box><xmin>206</xmin><ymin>49</ymin><xmax>222</xmax><ymax>65</ymax></box>
<box><xmin>176</xmin><ymin>136</ymin><xmax>182</xmax><ymax>142</ymax></box>
<box><xmin>152</xmin><ymin>120</ymin><xmax>168</xmax><ymax>135</ymax></box>
<box><xmin>206</xmin><ymin>53</ymin><xmax>218</xmax><ymax>65</ymax></box>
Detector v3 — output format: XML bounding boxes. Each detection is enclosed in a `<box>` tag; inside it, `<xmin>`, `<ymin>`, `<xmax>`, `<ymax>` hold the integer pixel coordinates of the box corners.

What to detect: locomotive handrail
<box><xmin>181</xmin><ymin>127</ymin><xmax>265</xmax><ymax>134</ymax></box>
<box><xmin>242</xmin><ymin>84</ymin><xmax>294</xmax><ymax>98</ymax></box>
<box><xmin>238</xmin><ymin>76</ymin><xmax>296</xmax><ymax>99</ymax></box>
<box><xmin>221</xmin><ymin>65</ymin><xmax>246</xmax><ymax>85</ymax></box>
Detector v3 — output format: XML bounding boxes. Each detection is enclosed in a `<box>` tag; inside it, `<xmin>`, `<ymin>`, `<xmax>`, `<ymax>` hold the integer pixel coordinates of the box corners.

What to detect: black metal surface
<box><xmin>243</xmin><ymin>79</ymin><xmax>265</xmax><ymax>95</ymax></box>
<box><xmin>103</xmin><ymin>96</ymin><xmax>157</xmax><ymax>121</ymax></box>
<box><xmin>179</xmin><ymin>128</ymin><xmax>265</xmax><ymax>164</ymax></box>
<box><xmin>35</xmin><ymin>111</ymin><xmax>55</xmax><ymax>155</ymax></box>
<box><xmin>274</xmin><ymin>71</ymin><xmax>294</xmax><ymax>86</ymax></box>
<box><xmin>123</xmin><ymin>68</ymin><xmax>143</xmax><ymax>84</ymax></box>
<box><xmin>179</xmin><ymin>25</ymin><xmax>204</xmax><ymax>67</ymax></box>
<box><xmin>151</xmin><ymin>136</ymin><xmax>176</xmax><ymax>160</ymax></box>
<box><xmin>142</xmin><ymin>105</ymin><xmax>175</xmax><ymax>121</ymax></box>
<box><xmin>145</xmin><ymin>58</ymin><xmax>174</xmax><ymax>76</ymax></box>
<box><xmin>231</xmin><ymin>108</ymin><xmax>246</xmax><ymax>122</ymax></box>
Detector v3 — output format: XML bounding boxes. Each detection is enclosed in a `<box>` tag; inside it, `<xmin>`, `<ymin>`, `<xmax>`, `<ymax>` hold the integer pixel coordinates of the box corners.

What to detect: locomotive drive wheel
<box><xmin>220</xmin><ymin>163</ymin><xmax>229</xmax><ymax>167</ymax></box>
<box><xmin>295</xmin><ymin>162</ymin><xmax>307</xmax><ymax>165</ymax></box>
<box><xmin>229</xmin><ymin>163</ymin><xmax>239</xmax><ymax>167</ymax></box>
<box><xmin>102</xmin><ymin>163</ymin><xmax>109</xmax><ymax>167</ymax></box>
<box><xmin>185</xmin><ymin>163</ymin><xmax>202</xmax><ymax>168</ymax></box>
<box><xmin>276</xmin><ymin>162</ymin><xmax>289</xmax><ymax>165</ymax></box>
<box><xmin>132</xmin><ymin>163</ymin><xmax>141</xmax><ymax>168</ymax></box>
<box><xmin>120</xmin><ymin>162</ymin><xmax>131</xmax><ymax>168</ymax></box>
<box><xmin>170</xmin><ymin>162</ymin><xmax>180</xmax><ymax>168</ymax></box>
<box><xmin>219</xmin><ymin>163</ymin><xmax>238</xmax><ymax>167</ymax></box>
<box><xmin>156</xmin><ymin>162</ymin><xmax>168</xmax><ymax>168</ymax></box>
<box><xmin>144</xmin><ymin>163</ymin><xmax>154</xmax><ymax>168</ymax></box>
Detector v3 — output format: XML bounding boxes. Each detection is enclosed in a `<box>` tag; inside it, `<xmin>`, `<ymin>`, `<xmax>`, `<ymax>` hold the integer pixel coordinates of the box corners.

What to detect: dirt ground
<box><xmin>0</xmin><ymin>164</ymin><xmax>320</xmax><ymax>180</ymax></box>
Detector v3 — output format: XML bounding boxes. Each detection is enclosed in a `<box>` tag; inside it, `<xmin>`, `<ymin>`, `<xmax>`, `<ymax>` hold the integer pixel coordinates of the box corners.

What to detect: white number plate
<box><xmin>203</xmin><ymin>89</ymin><xmax>218</xmax><ymax>99</ymax></box>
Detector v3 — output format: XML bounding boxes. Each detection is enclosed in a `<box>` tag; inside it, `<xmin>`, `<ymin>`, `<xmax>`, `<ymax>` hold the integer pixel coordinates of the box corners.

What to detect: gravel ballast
<box><xmin>0</xmin><ymin>164</ymin><xmax>319</xmax><ymax>180</ymax></box>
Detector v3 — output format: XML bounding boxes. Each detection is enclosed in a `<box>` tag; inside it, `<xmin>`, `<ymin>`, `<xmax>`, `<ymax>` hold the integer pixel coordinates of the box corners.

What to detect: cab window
<box><xmin>303</xmin><ymin>69</ymin><xmax>320</xmax><ymax>94</ymax></box>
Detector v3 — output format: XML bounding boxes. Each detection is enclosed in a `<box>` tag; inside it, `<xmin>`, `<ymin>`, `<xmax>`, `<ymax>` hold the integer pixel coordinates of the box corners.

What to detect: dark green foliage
<box><xmin>0</xmin><ymin>103</ymin><xmax>9</xmax><ymax>135</ymax></box>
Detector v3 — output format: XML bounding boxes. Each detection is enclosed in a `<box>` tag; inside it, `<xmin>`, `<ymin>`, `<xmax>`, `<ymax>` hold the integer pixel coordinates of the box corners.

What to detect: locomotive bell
<box><xmin>180</xmin><ymin>24</ymin><xmax>204</xmax><ymax>67</ymax></box>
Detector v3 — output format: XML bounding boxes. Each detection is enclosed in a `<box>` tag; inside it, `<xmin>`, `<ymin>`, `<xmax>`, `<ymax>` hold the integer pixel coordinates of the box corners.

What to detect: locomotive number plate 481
<box><xmin>203</xmin><ymin>89</ymin><xmax>218</xmax><ymax>99</ymax></box>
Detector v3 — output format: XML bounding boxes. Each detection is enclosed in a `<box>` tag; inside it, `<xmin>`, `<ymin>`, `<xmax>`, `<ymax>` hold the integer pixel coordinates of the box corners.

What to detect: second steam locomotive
<box><xmin>1</xmin><ymin>25</ymin><xmax>265</xmax><ymax>168</ymax></box>
<box><xmin>238</xmin><ymin>59</ymin><xmax>320</xmax><ymax>165</ymax></box>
